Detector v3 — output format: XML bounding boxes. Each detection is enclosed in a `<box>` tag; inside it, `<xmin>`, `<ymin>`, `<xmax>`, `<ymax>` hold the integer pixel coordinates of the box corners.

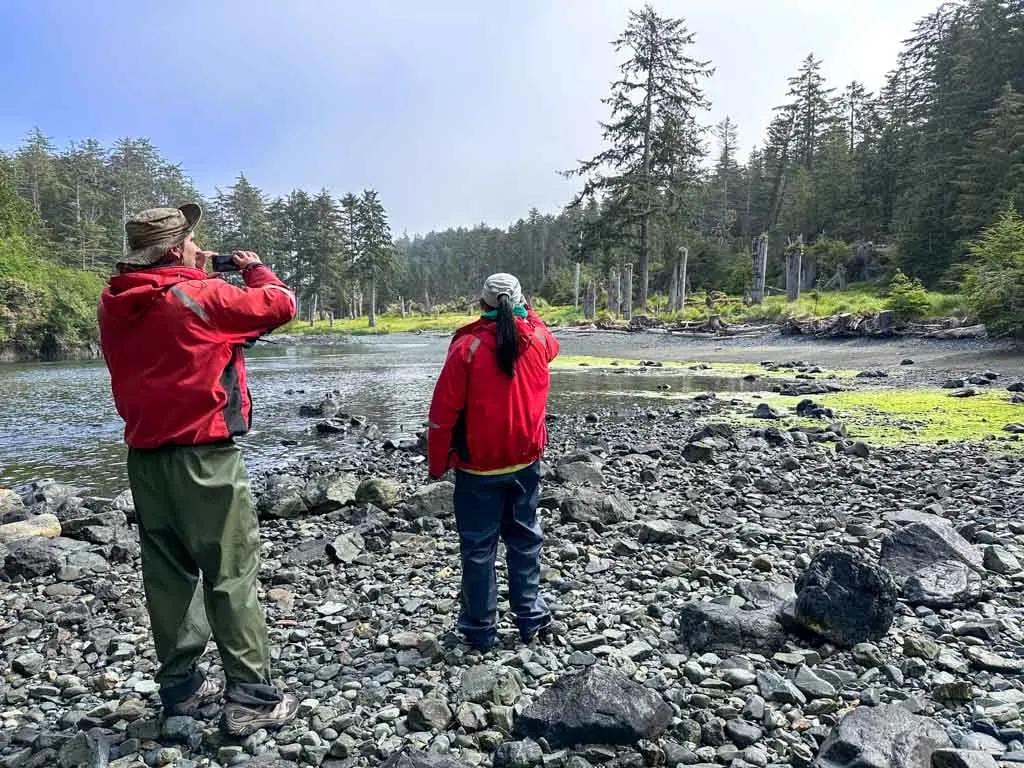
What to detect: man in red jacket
<box><xmin>98</xmin><ymin>203</ymin><xmax>298</xmax><ymax>736</ymax></box>
<box><xmin>427</xmin><ymin>273</ymin><xmax>560</xmax><ymax>651</ymax></box>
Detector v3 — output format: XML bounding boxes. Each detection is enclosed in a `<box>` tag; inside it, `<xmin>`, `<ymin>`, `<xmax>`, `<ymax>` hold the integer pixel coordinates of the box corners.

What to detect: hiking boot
<box><xmin>522</xmin><ymin>618</ymin><xmax>564</xmax><ymax>644</ymax></box>
<box><xmin>220</xmin><ymin>692</ymin><xmax>299</xmax><ymax>737</ymax></box>
<box><xmin>165</xmin><ymin>674</ymin><xmax>224</xmax><ymax>717</ymax></box>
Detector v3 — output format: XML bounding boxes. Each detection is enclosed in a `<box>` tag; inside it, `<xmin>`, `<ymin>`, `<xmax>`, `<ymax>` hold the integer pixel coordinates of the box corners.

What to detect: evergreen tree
<box><xmin>564</xmin><ymin>4</ymin><xmax>713</xmax><ymax>310</ymax></box>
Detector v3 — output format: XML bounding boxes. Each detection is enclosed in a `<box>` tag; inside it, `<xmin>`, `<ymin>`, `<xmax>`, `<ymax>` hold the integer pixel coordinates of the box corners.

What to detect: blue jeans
<box><xmin>453</xmin><ymin>461</ymin><xmax>549</xmax><ymax>645</ymax></box>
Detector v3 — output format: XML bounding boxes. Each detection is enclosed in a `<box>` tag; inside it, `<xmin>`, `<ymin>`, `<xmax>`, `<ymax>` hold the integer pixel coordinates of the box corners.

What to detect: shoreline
<box><xmin>2</xmin><ymin>398</ymin><xmax>1024</xmax><ymax>767</ymax></box>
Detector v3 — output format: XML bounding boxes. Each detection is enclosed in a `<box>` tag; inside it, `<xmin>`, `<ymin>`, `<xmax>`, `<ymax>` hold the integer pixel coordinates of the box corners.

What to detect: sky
<box><xmin>1</xmin><ymin>0</ymin><xmax>940</xmax><ymax>236</ymax></box>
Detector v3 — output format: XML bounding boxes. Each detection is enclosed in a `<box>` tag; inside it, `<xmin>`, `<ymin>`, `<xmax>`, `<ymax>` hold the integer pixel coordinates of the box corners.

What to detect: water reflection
<box><xmin>0</xmin><ymin>337</ymin><xmax>771</xmax><ymax>495</ymax></box>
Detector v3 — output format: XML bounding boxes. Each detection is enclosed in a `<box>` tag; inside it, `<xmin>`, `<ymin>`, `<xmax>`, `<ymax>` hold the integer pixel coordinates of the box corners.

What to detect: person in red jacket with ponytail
<box><xmin>427</xmin><ymin>273</ymin><xmax>560</xmax><ymax>651</ymax></box>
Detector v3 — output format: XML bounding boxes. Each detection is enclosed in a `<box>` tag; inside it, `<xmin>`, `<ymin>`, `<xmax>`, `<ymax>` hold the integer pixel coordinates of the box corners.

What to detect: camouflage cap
<box><xmin>119</xmin><ymin>203</ymin><xmax>202</xmax><ymax>266</ymax></box>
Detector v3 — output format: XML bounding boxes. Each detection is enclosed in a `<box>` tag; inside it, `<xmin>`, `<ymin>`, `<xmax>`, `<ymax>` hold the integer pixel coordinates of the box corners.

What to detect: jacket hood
<box><xmin>100</xmin><ymin>266</ymin><xmax>206</xmax><ymax>323</ymax></box>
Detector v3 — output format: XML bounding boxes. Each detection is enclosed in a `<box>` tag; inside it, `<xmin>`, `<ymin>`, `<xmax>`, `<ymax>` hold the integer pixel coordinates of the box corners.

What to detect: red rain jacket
<box><xmin>98</xmin><ymin>264</ymin><xmax>296</xmax><ymax>449</ymax></box>
<box><xmin>427</xmin><ymin>307</ymin><xmax>560</xmax><ymax>478</ymax></box>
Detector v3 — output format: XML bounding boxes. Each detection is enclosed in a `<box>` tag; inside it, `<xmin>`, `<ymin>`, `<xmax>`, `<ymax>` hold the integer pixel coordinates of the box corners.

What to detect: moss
<box><xmin>743</xmin><ymin>389</ymin><xmax>1024</xmax><ymax>446</ymax></box>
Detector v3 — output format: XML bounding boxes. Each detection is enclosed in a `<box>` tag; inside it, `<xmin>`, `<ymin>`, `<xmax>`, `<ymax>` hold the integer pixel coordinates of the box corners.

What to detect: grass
<box><xmin>743</xmin><ymin>388</ymin><xmax>1024</xmax><ymax>446</ymax></box>
<box><xmin>276</xmin><ymin>286</ymin><xmax>966</xmax><ymax>337</ymax></box>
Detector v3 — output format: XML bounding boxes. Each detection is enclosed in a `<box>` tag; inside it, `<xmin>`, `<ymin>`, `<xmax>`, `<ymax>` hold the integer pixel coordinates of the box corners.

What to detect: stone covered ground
<box><xmin>2</xmin><ymin>376</ymin><xmax>1024</xmax><ymax>768</ymax></box>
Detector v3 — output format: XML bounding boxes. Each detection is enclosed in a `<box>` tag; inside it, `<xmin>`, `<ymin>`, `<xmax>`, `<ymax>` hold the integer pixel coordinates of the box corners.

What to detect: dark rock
<box><xmin>303</xmin><ymin>471</ymin><xmax>358</xmax><ymax>513</ymax></box>
<box><xmin>857</xmin><ymin>369</ymin><xmax>889</xmax><ymax>379</ymax></box>
<box><xmin>931</xmin><ymin>750</ymin><xmax>1000</xmax><ymax>768</ymax></box>
<box><xmin>493</xmin><ymin>740</ymin><xmax>544</xmax><ymax>768</ymax></box>
<box><xmin>983</xmin><ymin>544</ymin><xmax>1021</xmax><ymax>574</ymax></box>
<box><xmin>327</xmin><ymin>532</ymin><xmax>364</xmax><ymax>565</ymax></box>
<box><xmin>676</xmin><ymin>602</ymin><xmax>787</xmax><ymax>655</ymax></box>
<box><xmin>682</xmin><ymin>441</ymin><xmax>717</xmax><ymax>464</ymax></box>
<box><xmin>903</xmin><ymin>561</ymin><xmax>983</xmax><ymax>608</ymax></box>
<box><xmin>555</xmin><ymin>461</ymin><xmax>604</xmax><ymax>487</ymax></box>
<box><xmin>734</xmin><ymin>579</ymin><xmax>796</xmax><ymax>610</ymax></box>
<box><xmin>560</xmin><ymin>489</ymin><xmax>634</xmax><ymax>527</ymax></box>
<box><xmin>354</xmin><ymin>477</ymin><xmax>401</xmax><ymax>509</ymax></box>
<box><xmin>280</xmin><ymin>538</ymin><xmax>328</xmax><ymax>567</ymax></box>
<box><xmin>257</xmin><ymin>474</ymin><xmax>308</xmax><ymax>518</ymax></box>
<box><xmin>515</xmin><ymin>665</ymin><xmax>673</xmax><ymax>748</ymax></box>
<box><xmin>726</xmin><ymin>720</ymin><xmax>764</xmax><ymax>748</ymax></box>
<box><xmin>638</xmin><ymin>519</ymin><xmax>701</xmax><ymax>544</ymax></box>
<box><xmin>949</xmin><ymin>389</ymin><xmax>978</xmax><ymax>398</ymax></box>
<box><xmin>753</xmin><ymin>404</ymin><xmax>783</xmax><ymax>420</ymax></box>
<box><xmin>4</xmin><ymin>536</ymin><xmax>76</xmax><ymax>578</ymax></box>
<box><xmin>793</xmin><ymin>549</ymin><xmax>898</xmax><ymax>647</ymax></box>
<box><xmin>407</xmin><ymin>482</ymin><xmax>455</xmax><ymax>518</ymax></box>
<box><xmin>797</xmin><ymin>399</ymin><xmax>834</xmax><ymax>419</ymax></box>
<box><xmin>57</xmin><ymin>728</ymin><xmax>110</xmax><ymax>768</ymax></box>
<box><xmin>381</xmin><ymin>751</ymin><xmax>467</xmax><ymax>768</ymax></box>
<box><xmin>814</xmin><ymin>704</ymin><xmax>952</xmax><ymax>767</ymax></box>
<box><xmin>880</xmin><ymin>519</ymin><xmax>985</xmax><ymax>580</ymax></box>
<box><xmin>406</xmin><ymin>698</ymin><xmax>453</xmax><ymax>732</ymax></box>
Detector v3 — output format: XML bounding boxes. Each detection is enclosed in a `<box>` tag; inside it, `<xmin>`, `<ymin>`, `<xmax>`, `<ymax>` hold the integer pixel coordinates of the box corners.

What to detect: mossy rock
<box><xmin>355</xmin><ymin>477</ymin><xmax>402</xmax><ymax>509</ymax></box>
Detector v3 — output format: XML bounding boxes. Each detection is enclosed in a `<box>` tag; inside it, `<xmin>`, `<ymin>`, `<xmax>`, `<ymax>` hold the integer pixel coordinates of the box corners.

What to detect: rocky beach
<box><xmin>2</xmin><ymin>339</ymin><xmax>1024</xmax><ymax>768</ymax></box>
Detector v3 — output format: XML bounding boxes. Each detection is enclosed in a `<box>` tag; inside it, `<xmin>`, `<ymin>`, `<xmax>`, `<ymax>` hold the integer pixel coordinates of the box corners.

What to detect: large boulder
<box><xmin>0</xmin><ymin>513</ymin><xmax>61</xmax><ymax>544</ymax></box>
<box><xmin>880</xmin><ymin>518</ymin><xmax>984</xmax><ymax>580</ymax></box>
<box><xmin>793</xmin><ymin>549</ymin><xmax>898</xmax><ymax>647</ymax></box>
<box><xmin>515</xmin><ymin>665</ymin><xmax>673</xmax><ymax>748</ymax></box>
<box><xmin>406</xmin><ymin>482</ymin><xmax>455</xmax><ymax>519</ymax></box>
<box><xmin>902</xmin><ymin>561</ymin><xmax>983</xmax><ymax>608</ymax></box>
<box><xmin>559</xmin><ymin>489</ymin><xmax>634</xmax><ymax>527</ymax></box>
<box><xmin>814</xmin><ymin>704</ymin><xmax>952</xmax><ymax>767</ymax></box>
<box><xmin>303</xmin><ymin>472</ymin><xmax>358</xmax><ymax>513</ymax></box>
<box><xmin>676</xmin><ymin>601</ymin><xmax>788</xmax><ymax>655</ymax></box>
<box><xmin>638</xmin><ymin>519</ymin><xmax>702</xmax><ymax>544</ymax></box>
<box><xmin>3</xmin><ymin>536</ymin><xmax>90</xmax><ymax>579</ymax></box>
<box><xmin>0</xmin><ymin>488</ymin><xmax>27</xmax><ymax>523</ymax></box>
<box><xmin>381</xmin><ymin>752</ymin><xmax>467</xmax><ymax>768</ymax></box>
<box><xmin>355</xmin><ymin>477</ymin><xmax>401</xmax><ymax>509</ymax></box>
<box><xmin>257</xmin><ymin>474</ymin><xmax>308</xmax><ymax>519</ymax></box>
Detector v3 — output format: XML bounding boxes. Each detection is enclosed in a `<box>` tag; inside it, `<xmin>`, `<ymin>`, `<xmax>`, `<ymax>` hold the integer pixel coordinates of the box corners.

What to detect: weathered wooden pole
<box><xmin>786</xmin><ymin>235</ymin><xmax>803</xmax><ymax>302</ymax></box>
<box><xmin>623</xmin><ymin>263</ymin><xmax>633</xmax><ymax>321</ymax></box>
<box><xmin>752</xmin><ymin>235</ymin><xmax>768</xmax><ymax>304</ymax></box>
<box><xmin>679</xmin><ymin>246</ymin><xmax>689</xmax><ymax>314</ymax></box>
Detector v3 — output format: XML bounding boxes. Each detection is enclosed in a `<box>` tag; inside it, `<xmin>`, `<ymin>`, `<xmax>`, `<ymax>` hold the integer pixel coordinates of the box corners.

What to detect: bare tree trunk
<box><xmin>573</xmin><ymin>262</ymin><xmax>581</xmax><ymax>310</ymax></box>
<box><xmin>679</xmin><ymin>247</ymin><xmax>689</xmax><ymax>314</ymax></box>
<box><xmin>752</xmin><ymin>236</ymin><xmax>768</xmax><ymax>304</ymax></box>
<box><xmin>369</xmin><ymin>273</ymin><xmax>377</xmax><ymax>327</ymax></box>
<box><xmin>121</xmin><ymin>192</ymin><xmax>128</xmax><ymax>259</ymax></box>
<box><xmin>623</xmin><ymin>263</ymin><xmax>633</xmax><ymax>322</ymax></box>
<box><xmin>309</xmin><ymin>293</ymin><xmax>319</xmax><ymax>326</ymax></box>
<box><xmin>786</xmin><ymin>236</ymin><xmax>803</xmax><ymax>302</ymax></box>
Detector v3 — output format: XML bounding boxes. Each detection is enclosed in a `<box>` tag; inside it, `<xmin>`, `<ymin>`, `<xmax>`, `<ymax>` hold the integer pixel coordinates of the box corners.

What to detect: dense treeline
<box><xmin>2</xmin><ymin>0</ymin><xmax>1023</xmax><ymax>340</ymax></box>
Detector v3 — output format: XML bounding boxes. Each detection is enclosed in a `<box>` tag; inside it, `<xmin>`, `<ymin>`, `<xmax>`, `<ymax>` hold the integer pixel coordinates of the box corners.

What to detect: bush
<box><xmin>964</xmin><ymin>205</ymin><xmax>1024</xmax><ymax>335</ymax></box>
<box><xmin>885</xmin><ymin>269</ymin><xmax>931</xmax><ymax>320</ymax></box>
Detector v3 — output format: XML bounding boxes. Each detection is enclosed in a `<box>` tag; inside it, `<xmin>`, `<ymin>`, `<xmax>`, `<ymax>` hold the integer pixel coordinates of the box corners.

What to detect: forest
<box><xmin>2</xmin><ymin>0</ymin><xmax>1024</xmax><ymax>356</ymax></box>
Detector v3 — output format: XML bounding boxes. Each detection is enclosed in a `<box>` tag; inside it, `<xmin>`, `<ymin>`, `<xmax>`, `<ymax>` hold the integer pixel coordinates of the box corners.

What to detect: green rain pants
<box><xmin>126</xmin><ymin>441</ymin><xmax>280</xmax><ymax>707</ymax></box>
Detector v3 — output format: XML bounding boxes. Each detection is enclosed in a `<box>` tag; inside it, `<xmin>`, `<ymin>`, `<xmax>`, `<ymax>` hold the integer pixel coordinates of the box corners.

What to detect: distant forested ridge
<box><xmin>3</xmin><ymin>0</ymin><xmax>1023</xmax><ymax>356</ymax></box>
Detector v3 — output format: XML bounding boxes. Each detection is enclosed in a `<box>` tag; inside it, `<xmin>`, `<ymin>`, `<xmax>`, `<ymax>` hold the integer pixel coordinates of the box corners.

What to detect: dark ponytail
<box><xmin>495</xmin><ymin>294</ymin><xmax>519</xmax><ymax>377</ymax></box>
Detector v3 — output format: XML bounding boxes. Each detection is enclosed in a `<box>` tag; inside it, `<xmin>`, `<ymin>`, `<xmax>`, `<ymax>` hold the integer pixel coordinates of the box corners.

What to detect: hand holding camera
<box><xmin>211</xmin><ymin>250</ymin><xmax>262</xmax><ymax>273</ymax></box>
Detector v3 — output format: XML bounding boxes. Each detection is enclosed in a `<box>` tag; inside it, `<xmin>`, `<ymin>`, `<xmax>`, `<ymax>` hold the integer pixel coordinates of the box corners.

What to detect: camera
<box><xmin>212</xmin><ymin>253</ymin><xmax>240</xmax><ymax>273</ymax></box>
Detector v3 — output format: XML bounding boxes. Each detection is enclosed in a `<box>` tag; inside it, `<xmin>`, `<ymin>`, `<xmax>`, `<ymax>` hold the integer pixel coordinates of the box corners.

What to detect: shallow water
<box><xmin>0</xmin><ymin>335</ymin><xmax>769</xmax><ymax>496</ymax></box>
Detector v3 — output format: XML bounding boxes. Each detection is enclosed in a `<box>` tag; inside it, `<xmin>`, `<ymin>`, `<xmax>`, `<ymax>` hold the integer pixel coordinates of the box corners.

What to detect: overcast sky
<box><xmin>2</xmin><ymin>0</ymin><xmax>939</xmax><ymax>235</ymax></box>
